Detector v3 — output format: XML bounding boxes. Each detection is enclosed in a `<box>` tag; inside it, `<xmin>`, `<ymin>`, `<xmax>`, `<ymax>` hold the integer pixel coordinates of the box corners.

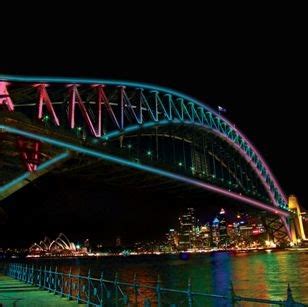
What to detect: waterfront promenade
<box><xmin>0</xmin><ymin>274</ymin><xmax>84</xmax><ymax>307</ymax></box>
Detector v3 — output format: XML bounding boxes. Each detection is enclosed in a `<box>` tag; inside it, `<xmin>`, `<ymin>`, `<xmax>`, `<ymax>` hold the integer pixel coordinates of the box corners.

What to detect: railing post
<box><xmin>31</xmin><ymin>265</ymin><xmax>35</xmax><ymax>285</ymax></box>
<box><xmin>228</xmin><ymin>282</ymin><xmax>236</xmax><ymax>306</ymax></box>
<box><xmin>54</xmin><ymin>266</ymin><xmax>58</xmax><ymax>295</ymax></box>
<box><xmin>39</xmin><ymin>266</ymin><xmax>42</xmax><ymax>288</ymax></box>
<box><xmin>25</xmin><ymin>264</ymin><xmax>28</xmax><ymax>283</ymax></box>
<box><xmin>32</xmin><ymin>265</ymin><xmax>35</xmax><ymax>285</ymax></box>
<box><xmin>77</xmin><ymin>270</ymin><xmax>81</xmax><ymax>304</ymax></box>
<box><xmin>28</xmin><ymin>264</ymin><xmax>31</xmax><ymax>284</ymax></box>
<box><xmin>99</xmin><ymin>272</ymin><xmax>104</xmax><ymax>307</ymax></box>
<box><xmin>156</xmin><ymin>274</ymin><xmax>161</xmax><ymax>307</ymax></box>
<box><xmin>22</xmin><ymin>264</ymin><xmax>25</xmax><ymax>281</ymax></box>
<box><xmin>61</xmin><ymin>271</ymin><xmax>64</xmax><ymax>297</ymax></box>
<box><xmin>114</xmin><ymin>272</ymin><xmax>119</xmax><ymax>306</ymax></box>
<box><xmin>187</xmin><ymin>277</ymin><xmax>192</xmax><ymax>307</ymax></box>
<box><xmin>34</xmin><ymin>265</ymin><xmax>36</xmax><ymax>285</ymax></box>
<box><xmin>67</xmin><ymin>267</ymin><xmax>72</xmax><ymax>301</ymax></box>
<box><xmin>27</xmin><ymin>264</ymin><xmax>31</xmax><ymax>283</ymax></box>
<box><xmin>48</xmin><ymin>266</ymin><xmax>52</xmax><ymax>292</ymax></box>
<box><xmin>285</xmin><ymin>283</ymin><xmax>295</xmax><ymax>306</ymax></box>
<box><xmin>133</xmin><ymin>273</ymin><xmax>138</xmax><ymax>304</ymax></box>
<box><xmin>44</xmin><ymin>265</ymin><xmax>47</xmax><ymax>289</ymax></box>
<box><xmin>87</xmin><ymin>269</ymin><xmax>91</xmax><ymax>306</ymax></box>
<box><xmin>25</xmin><ymin>264</ymin><xmax>28</xmax><ymax>282</ymax></box>
<box><xmin>21</xmin><ymin>264</ymin><xmax>23</xmax><ymax>281</ymax></box>
<box><xmin>25</xmin><ymin>264</ymin><xmax>27</xmax><ymax>282</ymax></box>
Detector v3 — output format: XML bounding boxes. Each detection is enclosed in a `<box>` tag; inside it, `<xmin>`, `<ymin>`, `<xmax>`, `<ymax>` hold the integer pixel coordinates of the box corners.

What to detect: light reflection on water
<box><xmin>26</xmin><ymin>250</ymin><xmax>308</xmax><ymax>305</ymax></box>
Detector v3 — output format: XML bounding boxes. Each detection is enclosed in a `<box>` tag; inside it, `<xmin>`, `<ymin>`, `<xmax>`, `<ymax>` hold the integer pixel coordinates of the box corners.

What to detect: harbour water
<box><xmin>22</xmin><ymin>249</ymin><xmax>308</xmax><ymax>305</ymax></box>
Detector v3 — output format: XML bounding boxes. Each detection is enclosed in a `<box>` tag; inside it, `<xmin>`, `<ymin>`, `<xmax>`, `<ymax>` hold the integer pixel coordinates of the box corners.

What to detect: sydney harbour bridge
<box><xmin>0</xmin><ymin>75</ymin><xmax>306</xmax><ymax>245</ymax></box>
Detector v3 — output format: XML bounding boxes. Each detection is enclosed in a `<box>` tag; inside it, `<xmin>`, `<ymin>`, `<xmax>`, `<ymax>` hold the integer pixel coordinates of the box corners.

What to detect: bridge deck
<box><xmin>0</xmin><ymin>274</ymin><xmax>85</xmax><ymax>307</ymax></box>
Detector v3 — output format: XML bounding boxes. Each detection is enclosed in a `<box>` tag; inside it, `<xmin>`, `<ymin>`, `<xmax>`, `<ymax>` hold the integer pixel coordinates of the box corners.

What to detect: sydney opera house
<box><xmin>28</xmin><ymin>233</ymin><xmax>88</xmax><ymax>257</ymax></box>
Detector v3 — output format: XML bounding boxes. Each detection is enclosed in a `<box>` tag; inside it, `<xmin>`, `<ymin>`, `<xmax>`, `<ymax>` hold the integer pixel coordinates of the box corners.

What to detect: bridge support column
<box><xmin>288</xmin><ymin>195</ymin><xmax>306</xmax><ymax>244</ymax></box>
<box><xmin>262</xmin><ymin>214</ymin><xmax>290</xmax><ymax>246</ymax></box>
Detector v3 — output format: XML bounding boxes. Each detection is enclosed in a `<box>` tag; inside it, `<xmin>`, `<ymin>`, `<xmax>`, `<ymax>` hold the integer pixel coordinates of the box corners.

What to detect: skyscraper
<box><xmin>178</xmin><ymin>208</ymin><xmax>196</xmax><ymax>250</ymax></box>
<box><xmin>218</xmin><ymin>208</ymin><xmax>228</xmax><ymax>246</ymax></box>
<box><xmin>212</xmin><ymin>217</ymin><xmax>220</xmax><ymax>246</ymax></box>
<box><xmin>166</xmin><ymin>229</ymin><xmax>179</xmax><ymax>251</ymax></box>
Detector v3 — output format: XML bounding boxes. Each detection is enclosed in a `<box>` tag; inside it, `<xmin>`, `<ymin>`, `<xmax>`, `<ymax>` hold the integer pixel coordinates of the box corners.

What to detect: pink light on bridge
<box><xmin>0</xmin><ymin>82</ymin><xmax>14</xmax><ymax>111</ymax></box>
<box><xmin>16</xmin><ymin>137</ymin><xmax>41</xmax><ymax>172</ymax></box>
<box><xmin>35</xmin><ymin>84</ymin><xmax>60</xmax><ymax>126</ymax></box>
<box><xmin>68</xmin><ymin>84</ymin><xmax>103</xmax><ymax>137</ymax></box>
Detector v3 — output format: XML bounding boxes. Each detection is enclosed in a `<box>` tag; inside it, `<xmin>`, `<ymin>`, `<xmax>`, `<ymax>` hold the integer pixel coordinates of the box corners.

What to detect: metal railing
<box><xmin>4</xmin><ymin>263</ymin><xmax>308</xmax><ymax>306</ymax></box>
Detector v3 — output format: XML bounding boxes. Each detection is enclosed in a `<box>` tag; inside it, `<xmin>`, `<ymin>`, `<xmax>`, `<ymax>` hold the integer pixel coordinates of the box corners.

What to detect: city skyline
<box><xmin>1</xmin><ymin>206</ymin><xmax>282</xmax><ymax>258</ymax></box>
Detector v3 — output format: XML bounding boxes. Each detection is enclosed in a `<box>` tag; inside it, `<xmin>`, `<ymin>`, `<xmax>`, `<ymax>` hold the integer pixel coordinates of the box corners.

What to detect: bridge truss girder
<box><xmin>0</xmin><ymin>75</ymin><xmax>294</xmax><ymax>241</ymax></box>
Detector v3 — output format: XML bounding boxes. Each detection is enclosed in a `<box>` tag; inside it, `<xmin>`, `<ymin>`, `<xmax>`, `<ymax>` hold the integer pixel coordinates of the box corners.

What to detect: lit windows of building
<box><xmin>212</xmin><ymin>217</ymin><xmax>220</xmax><ymax>247</ymax></box>
<box><xmin>178</xmin><ymin>208</ymin><xmax>196</xmax><ymax>250</ymax></box>
<box><xmin>167</xmin><ymin>229</ymin><xmax>179</xmax><ymax>250</ymax></box>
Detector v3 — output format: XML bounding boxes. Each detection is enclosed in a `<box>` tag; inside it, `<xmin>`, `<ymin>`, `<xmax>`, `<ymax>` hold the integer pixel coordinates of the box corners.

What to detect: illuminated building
<box><xmin>219</xmin><ymin>208</ymin><xmax>228</xmax><ymax>245</ymax></box>
<box><xmin>211</xmin><ymin>208</ymin><xmax>229</xmax><ymax>247</ymax></box>
<box><xmin>239</xmin><ymin>225</ymin><xmax>253</xmax><ymax>237</ymax></box>
<box><xmin>167</xmin><ymin>229</ymin><xmax>179</xmax><ymax>250</ymax></box>
<box><xmin>28</xmin><ymin>233</ymin><xmax>88</xmax><ymax>257</ymax></box>
<box><xmin>194</xmin><ymin>224</ymin><xmax>211</xmax><ymax>248</ymax></box>
<box><xmin>178</xmin><ymin>208</ymin><xmax>196</xmax><ymax>250</ymax></box>
<box><xmin>212</xmin><ymin>217</ymin><xmax>220</xmax><ymax>246</ymax></box>
<box><xmin>166</xmin><ymin>207</ymin><xmax>272</xmax><ymax>251</ymax></box>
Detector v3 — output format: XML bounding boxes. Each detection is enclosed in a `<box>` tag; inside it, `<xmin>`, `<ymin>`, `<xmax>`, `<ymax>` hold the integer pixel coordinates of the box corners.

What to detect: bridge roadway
<box><xmin>0</xmin><ymin>274</ymin><xmax>85</xmax><ymax>307</ymax></box>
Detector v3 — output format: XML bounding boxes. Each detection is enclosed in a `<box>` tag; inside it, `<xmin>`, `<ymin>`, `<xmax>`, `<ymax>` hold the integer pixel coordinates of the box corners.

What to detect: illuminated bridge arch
<box><xmin>0</xmin><ymin>75</ymin><xmax>292</xmax><ymax>240</ymax></box>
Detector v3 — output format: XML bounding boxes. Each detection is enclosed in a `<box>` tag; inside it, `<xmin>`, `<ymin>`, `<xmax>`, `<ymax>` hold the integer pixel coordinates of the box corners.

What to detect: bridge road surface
<box><xmin>0</xmin><ymin>274</ymin><xmax>85</xmax><ymax>307</ymax></box>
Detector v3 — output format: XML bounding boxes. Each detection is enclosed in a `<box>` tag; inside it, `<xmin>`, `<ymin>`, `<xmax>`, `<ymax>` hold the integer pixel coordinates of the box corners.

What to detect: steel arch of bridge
<box><xmin>0</xmin><ymin>74</ymin><xmax>288</xmax><ymax>213</ymax></box>
<box><xmin>0</xmin><ymin>124</ymin><xmax>290</xmax><ymax>220</ymax></box>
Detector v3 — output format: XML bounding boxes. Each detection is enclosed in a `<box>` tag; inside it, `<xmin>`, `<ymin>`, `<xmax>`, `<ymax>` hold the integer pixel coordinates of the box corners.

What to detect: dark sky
<box><xmin>0</xmin><ymin>7</ymin><xmax>306</xmax><ymax>246</ymax></box>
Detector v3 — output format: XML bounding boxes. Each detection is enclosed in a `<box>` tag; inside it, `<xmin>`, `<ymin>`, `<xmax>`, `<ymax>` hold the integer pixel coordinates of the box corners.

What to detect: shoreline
<box><xmin>10</xmin><ymin>246</ymin><xmax>308</xmax><ymax>260</ymax></box>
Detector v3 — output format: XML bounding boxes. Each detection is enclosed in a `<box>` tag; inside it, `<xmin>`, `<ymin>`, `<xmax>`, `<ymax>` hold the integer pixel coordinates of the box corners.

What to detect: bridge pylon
<box><xmin>288</xmin><ymin>195</ymin><xmax>307</xmax><ymax>244</ymax></box>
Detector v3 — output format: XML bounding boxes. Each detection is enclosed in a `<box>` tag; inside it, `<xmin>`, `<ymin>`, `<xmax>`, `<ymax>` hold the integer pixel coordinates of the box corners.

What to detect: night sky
<box><xmin>0</xmin><ymin>8</ymin><xmax>306</xmax><ymax>247</ymax></box>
